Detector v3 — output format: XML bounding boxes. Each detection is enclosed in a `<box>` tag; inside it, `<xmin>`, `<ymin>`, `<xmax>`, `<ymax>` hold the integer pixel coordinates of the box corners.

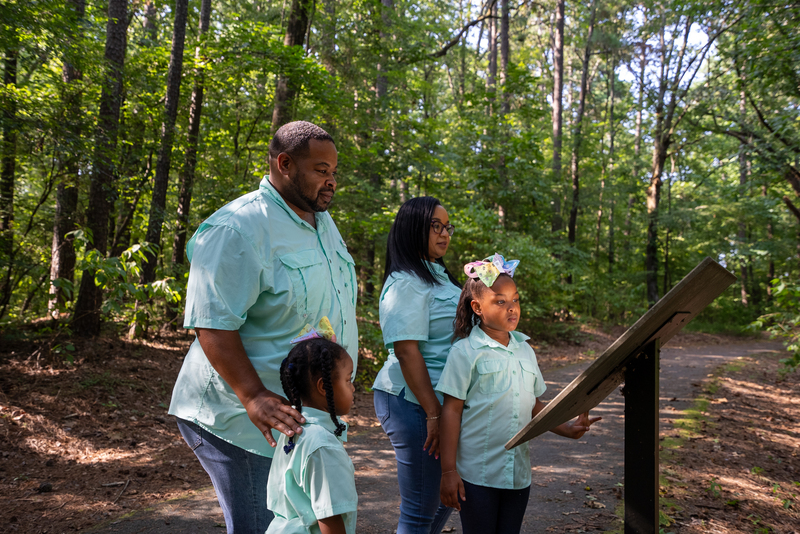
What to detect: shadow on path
<box><xmin>84</xmin><ymin>340</ymin><xmax>785</xmax><ymax>533</ymax></box>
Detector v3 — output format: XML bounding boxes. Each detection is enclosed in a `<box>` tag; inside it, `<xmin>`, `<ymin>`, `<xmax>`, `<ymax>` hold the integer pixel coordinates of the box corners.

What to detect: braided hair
<box><xmin>279</xmin><ymin>338</ymin><xmax>348</xmax><ymax>453</ymax></box>
<box><xmin>453</xmin><ymin>274</ymin><xmax>514</xmax><ymax>340</ymax></box>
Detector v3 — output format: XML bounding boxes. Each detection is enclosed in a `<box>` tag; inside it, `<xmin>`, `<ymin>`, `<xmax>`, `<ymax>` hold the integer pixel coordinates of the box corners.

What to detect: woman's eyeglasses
<box><xmin>430</xmin><ymin>221</ymin><xmax>456</xmax><ymax>236</ymax></box>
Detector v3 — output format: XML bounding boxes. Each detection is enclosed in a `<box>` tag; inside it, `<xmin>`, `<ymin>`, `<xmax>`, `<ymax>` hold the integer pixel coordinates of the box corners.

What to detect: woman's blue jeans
<box><xmin>177</xmin><ymin>418</ymin><xmax>274</xmax><ymax>534</ymax></box>
<box><xmin>374</xmin><ymin>389</ymin><xmax>453</xmax><ymax>534</ymax></box>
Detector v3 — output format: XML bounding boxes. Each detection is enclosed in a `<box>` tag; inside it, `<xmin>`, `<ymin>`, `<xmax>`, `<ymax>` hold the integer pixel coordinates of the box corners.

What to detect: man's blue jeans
<box><xmin>374</xmin><ymin>389</ymin><xmax>453</xmax><ymax>534</ymax></box>
<box><xmin>177</xmin><ymin>418</ymin><xmax>273</xmax><ymax>534</ymax></box>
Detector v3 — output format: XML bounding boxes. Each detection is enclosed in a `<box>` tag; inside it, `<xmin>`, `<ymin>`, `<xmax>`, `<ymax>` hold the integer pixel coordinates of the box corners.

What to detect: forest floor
<box><xmin>0</xmin><ymin>323</ymin><xmax>798</xmax><ymax>533</ymax></box>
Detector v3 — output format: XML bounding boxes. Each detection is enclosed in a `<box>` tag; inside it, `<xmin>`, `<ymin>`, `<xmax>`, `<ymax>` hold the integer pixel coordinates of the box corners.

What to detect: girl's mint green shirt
<box><xmin>372</xmin><ymin>264</ymin><xmax>461</xmax><ymax>405</ymax></box>
<box><xmin>168</xmin><ymin>178</ymin><xmax>358</xmax><ymax>458</ymax></box>
<box><xmin>436</xmin><ymin>326</ymin><xmax>547</xmax><ymax>490</ymax></box>
<box><xmin>267</xmin><ymin>408</ymin><xmax>357</xmax><ymax>534</ymax></box>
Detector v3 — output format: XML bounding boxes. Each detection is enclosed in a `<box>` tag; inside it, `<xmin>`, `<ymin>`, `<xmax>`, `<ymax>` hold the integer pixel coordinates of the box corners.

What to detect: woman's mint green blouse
<box><xmin>436</xmin><ymin>327</ymin><xmax>547</xmax><ymax>490</ymax></box>
<box><xmin>168</xmin><ymin>178</ymin><xmax>358</xmax><ymax>458</ymax></box>
<box><xmin>267</xmin><ymin>408</ymin><xmax>357</xmax><ymax>534</ymax></box>
<box><xmin>372</xmin><ymin>264</ymin><xmax>461</xmax><ymax>405</ymax></box>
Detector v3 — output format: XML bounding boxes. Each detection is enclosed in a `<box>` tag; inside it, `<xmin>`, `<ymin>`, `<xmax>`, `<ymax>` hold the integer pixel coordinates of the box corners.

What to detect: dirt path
<box><xmin>84</xmin><ymin>340</ymin><xmax>786</xmax><ymax>533</ymax></box>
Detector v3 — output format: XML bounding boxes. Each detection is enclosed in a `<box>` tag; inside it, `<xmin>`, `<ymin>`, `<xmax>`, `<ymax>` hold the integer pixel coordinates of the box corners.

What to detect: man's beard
<box><xmin>289</xmin><ymin>170</ymin><xmax>333</xmax><ymax>212</ymax></box>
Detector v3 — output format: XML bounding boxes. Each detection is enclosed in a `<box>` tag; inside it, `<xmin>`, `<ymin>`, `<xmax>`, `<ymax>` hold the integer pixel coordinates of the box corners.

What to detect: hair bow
<box><xmin>290</xmin><ymin>316</ymin><xmax>336</xmax><ymax>344</ymax></box>
<box><xmin>464</xmin><ymin>253</ymin><xmax>520</xmax><ymax>287</ymax></box>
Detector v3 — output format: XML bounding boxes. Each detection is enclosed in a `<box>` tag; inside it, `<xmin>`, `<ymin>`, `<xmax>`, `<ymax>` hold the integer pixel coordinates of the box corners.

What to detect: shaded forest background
<box><xmin>1</xmin><ymin>0</ymin><xmax>799</xmax><ymax>368</ymax></box>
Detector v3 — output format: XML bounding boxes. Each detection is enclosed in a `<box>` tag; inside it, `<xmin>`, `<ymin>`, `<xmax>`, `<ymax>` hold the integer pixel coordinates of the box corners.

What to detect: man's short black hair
<box><xmin>268</xmin><ymin>121</ymin><xmax>335</xmax><ymax>160</ymax></box>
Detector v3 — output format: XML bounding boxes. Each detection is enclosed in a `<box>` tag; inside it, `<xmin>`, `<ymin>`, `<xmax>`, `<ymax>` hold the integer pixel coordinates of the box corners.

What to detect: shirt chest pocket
<box><xmin>476</xmin><ymin>359</ymin><xmax>510</xmax><ymax>395</ymax></box>
<box><xmin>519</xmin><ymin>359</ymin><xmax>540</xmax><ymax>394</ymax></box>
<box><xmin>336</xmin><ymin>247</ymin><xmax>357</xmax><ymax>307</ymax></box>
<box><xmin>280</xmin><ymin>250</ymin><xmax>327</xmax><ymax>317</ymax></box>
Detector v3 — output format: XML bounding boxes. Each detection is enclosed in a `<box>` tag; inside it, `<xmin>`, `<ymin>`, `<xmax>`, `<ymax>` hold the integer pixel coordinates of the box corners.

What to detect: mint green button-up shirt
<box><xmin>372</xmin><ymin>264</ymin><xmax>461</xmax><ymax>405</ymax></box>
<box><xmin>168</xmin><ymin>178</ymin><xmax>358</xmax><ymax>457</ymax></box>
<box><xmin>436</xmin><ymin>327</ymin><xmax>546</xmax><ymax>490</ymax></box>
<box><xmin>267</xmin><ymin>408</ymin><xmax>357</xmax><ymax>534</ymax></box>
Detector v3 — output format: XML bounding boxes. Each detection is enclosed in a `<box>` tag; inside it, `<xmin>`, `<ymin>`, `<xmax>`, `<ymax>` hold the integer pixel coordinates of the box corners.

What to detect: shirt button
<box><xmin>303</xmin><ymin>314</ymin><xmax>307</xmax><ymax>317</ymax></box>
<box><xmin>338</xmin><ymin>290</ymin><xmax>341</xmax><ymax>294</ymax></box>
<box><xmin>515</xmin><ymin>393</ymin><xmax>519</xmax><ymax>397</ymax></box>
<box><xmin>513</xmin><ymin>414</ymin><xmax>518</xmax><ymax>419</ymax></box>
<box><xmin>512</xmin><ymin>370</ymin><xmax>516</xmax><ymax>375</ymax></box>
<box><xmin>344</xmin><ymin>320</ymin><xmax>347</xmax><ymax>325</ymax></box>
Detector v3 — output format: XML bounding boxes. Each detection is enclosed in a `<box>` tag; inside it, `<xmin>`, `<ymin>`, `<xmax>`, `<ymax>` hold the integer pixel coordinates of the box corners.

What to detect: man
<box><xmin>169</xmin><ymin>121</ymin><xmax>358</xmax><ymax>534</ymax></box>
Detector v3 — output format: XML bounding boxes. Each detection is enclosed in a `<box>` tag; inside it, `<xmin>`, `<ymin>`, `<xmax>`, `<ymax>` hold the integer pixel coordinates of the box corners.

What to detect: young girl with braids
<box><xmin>436</xmin><ymin>254</ymin><xmax>601</xmax><ymax>534</ymax></box>
<box><xmin>266</xmin><ymin>338</ymin><xmax>357</xmax><ymax>534</ymax></box>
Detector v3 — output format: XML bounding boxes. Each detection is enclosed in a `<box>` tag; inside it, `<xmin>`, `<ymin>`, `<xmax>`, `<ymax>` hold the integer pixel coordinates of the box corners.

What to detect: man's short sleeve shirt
<box><xmin>168</xmin><ymin>178</ymin><xmax>358</xmax><ymax>457</ymax></box>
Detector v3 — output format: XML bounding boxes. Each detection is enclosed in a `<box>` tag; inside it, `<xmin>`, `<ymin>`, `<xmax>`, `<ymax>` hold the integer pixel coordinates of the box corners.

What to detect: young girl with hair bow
<box><xmin>436</xmin><ymin>254</ymin><xmax>601</xmax><ymax>534</ymax></box>
<box><xmin>266</xmin><ymin>338</ymin><xmax>357</xmax><ymax>534</ymax></box>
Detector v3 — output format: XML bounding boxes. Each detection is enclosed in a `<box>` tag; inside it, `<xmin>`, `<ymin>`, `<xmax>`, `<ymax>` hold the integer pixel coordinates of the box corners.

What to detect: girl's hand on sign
<box><xmin>564</xmin><ymin>411</ymin><xmax>602</xmax><ymax>439</ymax></box>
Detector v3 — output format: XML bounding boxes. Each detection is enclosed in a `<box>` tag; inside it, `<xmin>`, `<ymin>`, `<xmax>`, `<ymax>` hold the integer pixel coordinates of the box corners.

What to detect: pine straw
<box><xmin>658</xmin><ymin>351</ymin><xmax>800</xmax><ymax>534</ymax></box>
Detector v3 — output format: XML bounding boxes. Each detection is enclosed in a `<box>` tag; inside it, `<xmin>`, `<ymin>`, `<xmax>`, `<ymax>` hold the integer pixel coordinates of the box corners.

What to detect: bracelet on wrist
<box><xmin>426</xmin><ymin>414</ymin><xmax>440</xmax><ymax>420</ymax></box>
<box><xmin>441</xmin><ymin>469</ymin><xmax>457</xmax><ymax>476</ymax></box>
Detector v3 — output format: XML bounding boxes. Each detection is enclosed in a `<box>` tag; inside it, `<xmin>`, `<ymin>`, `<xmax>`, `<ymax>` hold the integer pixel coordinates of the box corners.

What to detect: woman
<box><xmin>373</xmin><ymin>196</ymin><xmax>461</xmax><ymax>534</ymax></box>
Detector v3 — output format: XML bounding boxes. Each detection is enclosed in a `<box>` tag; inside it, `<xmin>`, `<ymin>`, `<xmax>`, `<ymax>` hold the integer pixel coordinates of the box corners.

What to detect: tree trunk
<box><xmin>596</xmin><ymin>56</ymin><xmax>616</xmax><ymax>267</ymax></box>
<box><xmin>567</xmin><ymin>0</ymin><xmax>596</xmax><ymax>252</ymax></box>
<box><xmin>271</xmin><ymin>0</ymin><xmax>314</xmax><ymax>132</ymax></box>
<box><xmin>319</xmin><ymin>0</ymin><xmax>335</xmax><ymax>73</ymax></box>
<box><xmin>738</xmin><ymin>85</ymin><xmax>749</xmax><ymax>306</ymax></box>
<box><xmin>625</xmin><ymin>23</ymin><xmax>646</xmax><ymax>248</ymax></box>
<box><xmin>0</xmin><ymin>46</ymin><xmax>18</xmax><ymax>317</ymax></box>
<box><xmin>550</xmin><ymin>0</ymin><xmax>565</xmax><ymax>234</ymax></box>
<box><xmin>72</xmin><ymin>0</ymin><xmax>128</xmax><ymax>336</ymax></box>
<box><xmin>49</xmin><ymin>0</ymin><xmax>86</xmax><ymax>317</ymax></box>
<box><xmin>141</xmin><ymin>0</ymin><xmax>189</xmax><ymax>285</ymax></box>
<box><xmin>172</xmin><ymin>0</ymin><xmax>212</xmax><ymax>269</ymax></box>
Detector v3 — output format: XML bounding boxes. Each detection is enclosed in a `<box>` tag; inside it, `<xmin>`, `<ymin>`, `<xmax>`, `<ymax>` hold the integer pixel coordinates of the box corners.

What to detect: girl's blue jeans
<box><xmin>374</xmin><ymin>389</ymin><xmax>453</xmax><ymax>534</ymax></box>
<box><xmin>177</xmin><ymin>418</ymin><xmax>274</xmax><ymax>534</ymax></box>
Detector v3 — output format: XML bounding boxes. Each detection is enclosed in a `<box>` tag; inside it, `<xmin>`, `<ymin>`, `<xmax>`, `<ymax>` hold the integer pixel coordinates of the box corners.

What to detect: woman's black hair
<box><xmin>279</xmin><ymin>338</ymin><xmax>347</xmax><ymax>452</ymax></box>
<box><xmin>453</xmin><ymin>274</ymin><xmax>515</xmax><ymax>340</ymax></box>
<box><xmin>383</xmin><ymin>196</ymin><xmax>461</xmax><ymax>287</ymax></box>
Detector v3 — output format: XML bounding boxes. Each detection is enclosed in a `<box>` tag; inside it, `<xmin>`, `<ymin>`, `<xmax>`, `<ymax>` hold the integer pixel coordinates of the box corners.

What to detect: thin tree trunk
<box><xmin>141</xmin><ymin>0</ymin><xmax>189</xmax><ymax>284</ymax></box>
<box><xmin>625</xmin><ymin>22</ymin><xmax>647</xmax><ymax>248</ymax></box>
<box><xmin>72</xmin><ymin>0</ymin><xmax>128</xmax><ymax>336</ymax></box>
<box><xmin>567</xmin><ymin>0</ymin><xmax>597</xmax><ymax>254</ymax></box>
<box><xmin>172</xmin><ymin>0</ymin><xmax>212</xmax><ymax>269</ymax></box>
<box><xmin>488</xmin><ymin>0</ymin><xmax>498</xmax><ymax>110</ymax></box>
<box><xmin>596</xmin><ymin>56</ymin><xmax>616</xmax><ymax>266</ymax></box>
<box><xmin>550</xmin><ymin>0</ymin><xmax>565</xmax><ymax>234</ymax></box>
<box><xmin>0</xmin><ymin>46</ymin><xmax>18</xmax><ymax>317</ymax></box>
<box><xmin>764</xmin><ymin>184</ymin><xmax>774</xmax><ymax>301</ymax></box>
<box><xmin>271</xmin><ymin>0</ymin><xmax>314</xmax><ymax>132</ymax></box>
<box><xmin>663</xmin><ymin>156</ymin><xmax>674</xmax><ymax>295</ymax></box>
<box><xmin>738</xmin><ymin>83</ymin><xmax>749</xmax><ymax>306</ymax></box>
<box><xmin>49</xmin><ymin>0</ymin><xmax>86</xmax><ymax>317</ymax></box>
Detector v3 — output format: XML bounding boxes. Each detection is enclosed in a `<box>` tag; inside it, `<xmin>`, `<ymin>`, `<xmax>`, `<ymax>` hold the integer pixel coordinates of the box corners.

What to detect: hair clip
<box><xmin>290</xmin><ymin>316</ymin><xmax>336</xmax><ymax>344</ymax></box>
<box><xmin>464</xmin><ymin>253</ymin><xmax>520</xmax><ymax>287</ymax></box>
<box><xmin>283</xmin><ymin>440</ymin><xmax>296</xmax><ymax>454</ymax></box>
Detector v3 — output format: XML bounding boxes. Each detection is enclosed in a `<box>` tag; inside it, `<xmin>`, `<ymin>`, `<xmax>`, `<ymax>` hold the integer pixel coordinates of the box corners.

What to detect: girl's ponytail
<box><xmin>319</xmin><ymin>346</ymin><xmax>347</xmax><ymax>437</ymax></box>
<box><xmin>453</xmin><ymin>278</ymin><xmax>482</xmax><ymax>340</ymax></box>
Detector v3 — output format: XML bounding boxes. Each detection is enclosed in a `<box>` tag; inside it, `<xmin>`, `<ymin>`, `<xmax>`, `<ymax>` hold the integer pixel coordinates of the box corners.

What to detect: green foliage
<box><xmin>0</xmin><ymin>0</ymin><xmax>798</xmax><ymax>348</ymax></box>
<box><xmin>752</xmin><ymin>280</ymin><xmax>800</xmax><ymax>375</ymax></box>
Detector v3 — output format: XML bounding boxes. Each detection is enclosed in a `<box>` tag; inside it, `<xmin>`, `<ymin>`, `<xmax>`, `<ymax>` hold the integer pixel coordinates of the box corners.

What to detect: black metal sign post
<box><xmin>623</xmin><ymin>338</ymin><xmax>660</xmax><ymax>534</ymax></box>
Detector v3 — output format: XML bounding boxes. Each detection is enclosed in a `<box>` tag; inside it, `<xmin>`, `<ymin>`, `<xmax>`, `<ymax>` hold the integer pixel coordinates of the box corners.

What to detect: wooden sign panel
<box><xmin>506</xmin><ymin>257</ymin><xmax>736</xmax><ymax>449</ymax></box>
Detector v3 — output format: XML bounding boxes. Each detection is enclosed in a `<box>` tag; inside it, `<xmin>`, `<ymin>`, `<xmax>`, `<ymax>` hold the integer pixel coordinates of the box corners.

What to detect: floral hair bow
<box><xmin>290</xmin><ymin>316</ymin><xmax>336</xmax><ymax>344</ymax></box>
<box><xmin>464</xmin><ymin>253</ymin><xmax>520</xmax><ymax>287</ymax></box>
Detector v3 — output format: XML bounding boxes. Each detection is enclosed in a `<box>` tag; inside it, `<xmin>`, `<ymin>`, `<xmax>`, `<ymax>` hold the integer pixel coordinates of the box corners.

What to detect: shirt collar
<box><xmin>467</xmin><ymin>325</ymin><xmax>530</xmax><ymax>352</ymax></box>
<box><xmin>259</xmin><ymin>176</ymin><xmax>330</xmax><ymax>233</ymax></box>
<box><xmin>301</xmin><ymin>407</ymin><xmax>348</xmax><ymax>442</ymax></box>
